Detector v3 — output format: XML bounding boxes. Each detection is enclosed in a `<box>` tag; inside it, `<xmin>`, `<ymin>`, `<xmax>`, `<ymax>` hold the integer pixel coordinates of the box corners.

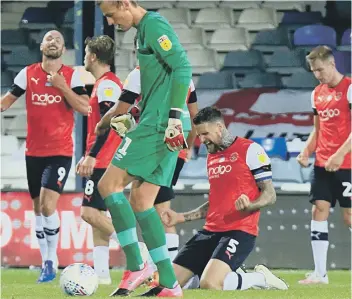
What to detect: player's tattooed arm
<box><xmin>182</xmin><ymin>201</ymin><xmax>210</xmax><ymax>222</ymax></box>
<box><xmin>247</xmin><ymin>179</ymin><xmax>277</xmax><ymax>212</ymax></box>
<box><xmin>219</xmin><ymin>128</ymin><xmax>235</xmax><ymax>150</ymax></box>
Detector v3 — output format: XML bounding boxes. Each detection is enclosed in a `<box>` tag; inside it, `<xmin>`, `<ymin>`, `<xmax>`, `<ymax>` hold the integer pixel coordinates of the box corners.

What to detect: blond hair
<box><xmin>306</xmin><ymin>46</ymin><xmax>334</xmax><ymax>63</ymax></box>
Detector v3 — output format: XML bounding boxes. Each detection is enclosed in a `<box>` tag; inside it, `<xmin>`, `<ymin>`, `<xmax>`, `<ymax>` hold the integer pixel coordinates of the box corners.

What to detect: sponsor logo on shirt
<box><xmin>157</xmin><ymin>35</ymin><xmax>172</xmax><ymax>51</ymax></box>
<box><xmin>31</xmin><ymin>92</ymin><xmax>62</xmax><ymax>105</ymax></box>
<box><xmin>257</xmin><ymin>152</ymin><xmax>268</xmax><ymax>165</ymax></box>
<box><xmin>208</xmin><ymin>164</ymin><xmax>232</xmax><ymax>179</ymax></box>
<box><xmin>103</xmin><ymin>87</ymin><xmax>113</xmax><ymax>98</ymax></box>
<box><xmin>318</xmin><ymin>108</ymin><xmax>340</xmax><ymax>121</ymax></box>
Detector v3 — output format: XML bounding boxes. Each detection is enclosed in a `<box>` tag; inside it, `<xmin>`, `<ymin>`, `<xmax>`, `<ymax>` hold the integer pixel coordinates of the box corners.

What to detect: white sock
<box><xmin>165</xmin><ymin>233</ymin><xmax>179</xmax><ymax>261</ymax></box>
<box><xmin>35</xmin><ymin>215</ymin><xmax>48</xmax><ymax>268</ymax></box>
<box><xmin>43</xmin><ymin>211</ymin><xmax>60</xmax><ymax>266</ymax></box>
<box><xmin>223</xmin><ymin>272</ymin><xmax>266</xmax><ymax>290</ymax></box>
<box><xmin>93</xmin><ymin>246</ymin><xmax>110</xmax><ymax>279</ymax></box>
<box><xmin>311</xmin><ymin>220</ymin><xmax>329</xmax><ymax>277</ymax></box>
<box><xmin>110</xmin><ymin>231</ymin><xmax>119</xmax><ymax>244</ymax></box>
<box><xmin>183</xmin><ymin>275</ymin><xmax>200</xmax><ymax>289</ymax></box>
<box><xmin>139</xmin><ymin>242</ymin><xmax>157</xmax><ymax>272</ymax></box>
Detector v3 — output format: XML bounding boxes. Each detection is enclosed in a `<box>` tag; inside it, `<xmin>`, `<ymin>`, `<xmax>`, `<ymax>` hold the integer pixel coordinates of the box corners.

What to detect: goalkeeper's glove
<box><xmin>110</xmin><ymin>113</ymin><xmax>136</xmax><ymax>137</ymax></box>
<box><xmin>164</xmin><ymin>108</ymin><xmax>188</xmax><ymax>152</ymax></box>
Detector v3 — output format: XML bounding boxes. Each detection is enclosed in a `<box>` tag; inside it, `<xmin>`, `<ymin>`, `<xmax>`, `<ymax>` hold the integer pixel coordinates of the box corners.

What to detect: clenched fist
<box><xmin>235</xmin><ymin>194</ymin><xmax>251</xmax><ymax>211</ymax></box>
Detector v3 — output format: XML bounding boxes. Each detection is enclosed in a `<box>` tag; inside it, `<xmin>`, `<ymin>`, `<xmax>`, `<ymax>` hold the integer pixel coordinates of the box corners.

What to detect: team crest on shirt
<box><xmin>157</xmin><ymin>35</ymin><xmax>172</xmax><ymax>51</ymax></box>
<box><xmin>230</xmin><ymin>152</ymin><xmax>238</xmax><ymax>162</ymax></box>
<box><xmin>335</xmin><ymin>92</ymin><xmax>342</xmax><ymax>101</ymax></box>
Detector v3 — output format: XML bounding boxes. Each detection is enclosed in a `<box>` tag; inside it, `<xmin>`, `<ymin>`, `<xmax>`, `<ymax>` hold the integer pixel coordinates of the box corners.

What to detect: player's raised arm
<box><xmin>185</xmin><ymin>81</ymin><xmax>199</xmax><ymax>150</ymax></box>
<box><xmin>0</xmin><ymin>67</ymin><xmax>27</xmax><ymax>112</ymax></box>
<box><xmin>47</xmin><ymin>68</ymin><xmax>89</xmax><ymax>115</ymax></box>
<box><xmin>146</xmin><ymin>18</ymin><xmax>192</xmax><ymax>151</ymax></box>
<box><xmin>237</xmin><ymin>143</ymin><xmax>276</xmax><ymax>212</ymax></box>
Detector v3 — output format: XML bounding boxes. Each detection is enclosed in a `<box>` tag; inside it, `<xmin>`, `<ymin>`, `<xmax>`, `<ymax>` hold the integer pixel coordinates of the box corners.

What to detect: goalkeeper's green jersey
<box><xmin>135</xmin><ymin>12</ymin><xmax>192</xmax><ymax>131</ymax></box>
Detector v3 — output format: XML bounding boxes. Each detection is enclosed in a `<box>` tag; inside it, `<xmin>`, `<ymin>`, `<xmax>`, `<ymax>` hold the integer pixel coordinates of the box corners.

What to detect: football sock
<box><xmin>110</xmin><ymin>231</ymin><xmax>119</xmax><ymax>244</ymax></box>
<box><xmin>223</xmin><ymin>272</ymin><xmax>266</xmax><ymax>290</ymax></box>
<box><xmin>43</xmin><ymin>211</ymin><xmax>60</xmax><ymax>266</ymax></box>
<box><xmin>165</xmin><ymin>233</ymin><xmax>179</xmax><ymax>261</ymax></box>
<box><xmin>135</xmin><ymin>207</ymin><xmax>177</xmax><ymax>289</ymax></box>
<box><xmin>311</xmin><ymin>220</ymin><xmax>329</xmax><ymax>277</ymax></box>
<box><xmin>35</xmin><ymin>214</ymin><xmax>48</xmax><ymax>268</ymax></box>
<box><xmin>93</xmin><ymin>246</ymin><xmax>110</xmax><ymax>279</ymax></box>
<box><xmin>105</xmin><ymin>192</ymin><xmax>144</xmax><ymax>272</ymax></box>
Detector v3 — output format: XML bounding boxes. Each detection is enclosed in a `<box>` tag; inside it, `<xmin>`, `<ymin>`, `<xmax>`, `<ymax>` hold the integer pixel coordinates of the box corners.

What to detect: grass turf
<box><xmin>1</xmin><ymin>269</ymin><xmax>350</xmax><ymax>299</ymax></box>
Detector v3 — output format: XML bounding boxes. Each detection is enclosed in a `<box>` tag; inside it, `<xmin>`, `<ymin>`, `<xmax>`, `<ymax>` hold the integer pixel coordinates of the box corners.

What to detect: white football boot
<box><xmin>254</xmin><ymin>265</ymin><xmax>289</xmax><ymax>290</ymax></box>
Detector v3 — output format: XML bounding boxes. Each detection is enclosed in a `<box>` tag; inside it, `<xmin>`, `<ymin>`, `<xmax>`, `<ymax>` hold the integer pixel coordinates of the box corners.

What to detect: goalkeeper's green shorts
<box><xmin>111</xmin><ymin>125</ymin><xmax>178</xmax><ymax>187</ymax></box>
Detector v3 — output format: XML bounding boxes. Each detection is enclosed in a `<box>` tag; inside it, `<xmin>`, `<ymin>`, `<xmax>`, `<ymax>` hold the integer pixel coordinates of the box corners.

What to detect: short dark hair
<box><xmin>193</xmin><ymin>106</ymin><xmax>224</xmax><ymax>125</ymax></box>
<box><xmin>85</xmin><ymin>35</ymin><xmax>115</xmax><ymax>65</ymax></box>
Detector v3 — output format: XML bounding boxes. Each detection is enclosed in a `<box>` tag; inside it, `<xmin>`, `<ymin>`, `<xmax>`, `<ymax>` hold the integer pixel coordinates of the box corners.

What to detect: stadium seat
<box><xmin>115</xmin><ymin>50</ymin><xmax>134</xmax><ymax>70</ymax></box>
<box><xmin>262</xmin><ymin>1</ymin><xmax>305</xmax><ymax>12</ymax></box>
<box><xmin>304</xmin><ymin>1</ymin><xmax>327</xmax><ymax>17</ymax></box>
<box><xmin>193</xmin><ymin>8</ymin><xmax>235</xmax><ymax>31</ymax></box>
<box><xmin>271</xmin><ymin>158</ymin><xmax>303</xmax><ymax>183</ymax></box>
<box><xmin>157</xmin><ymin>8</ymin><xmax>191</xmax><ymax>28</ymax></box>
<box><xmin>1</xmin><ymin>71</ymin><xmax>13</xmax><ymax>88</ymax></box>
<box><xmin>176</xmin><ymin>0</ymin><xmax>218</xmax><ymax>9</ymax></box>
<box><xmin>293</xmin><ymin>25</ymin><xmax>337</xmax><ymax>48</ymax></box>
<box><xmin>174</xmin><ymin>28</ymin><xmax>206</xmax><ymax>50</ymax></box>
<box><xmin>1</xmin><ymin>159</ymin><xmax>26</xmax><ymax>179</ymax></box>
<box><xmin>119</xmin><ymin>27</ymin><xmax>137</xmax><ymax>50</ymax></box>
<box><xmin>208</xmin><ymin>28</ymin><xmax>249</xmax><ymax>52</ymax></box>
<box><xmin>266</xmin><ymin>49</ymin><xmax>306</xmax><ymax>75</ymax></box>
<box><xmin>280</xmin><ymin>11</ymin><xmax>322</xmax><ymax>26</ymax></box>
<box><xmin>1</xmin><ymin>29</ymin><xmax>29</xmax><ymax>51</ymax></box>
<box><xmin>6</xmin><ymin>113</ymin><xmax>27</xmax><ymax>138</ymax></box>
<box><xmin>251</xmin><ymin>137</ymin><xmax>288</xmax><ymax>160</ymax></box>
<box><xmin>251</xmin><ymin>28</ymin><xmax>291</xmax><ymax>52</ymax></box>
<box><xmin>142</xmin><ymin>1</ymin><xmax>176</xmax><ymax>10</ymax></box>
<box><xmin>0</xmin><ymin>135</ymin><xmax>19</xmax><ymax>156</ymax></box>
<box><xmin>47</xmin><ymin>0</ymin><xmax>74</xmax><ymax>26</ymax></box>
<box><xmin>238</xmin><ymin>73</ymin><xmax>282</xmax><ymax>89</ymax></box>
<box><xmin>20</xmin><ymin>7</ymin><xmax>57</xmax><ymax>30</ymax></box>
<box><xmin>221</xmin><ymin>50</ymin><xmax>265</xmax><ymax>74</ymax></box>
<box><xmin>219</xmin><ymin>1</ymin><xmax>261</xmax><ymax>10</ymax></box>
<box><xmin>338</xmin><ymin>28</ymin><xmax>351</xmax><ymax>51</ymax></box>
<box><xmin>179</xmin><ymin>158</ymin><xmax>207</xmax><ymax>179</ymax></box>
<box><xmin>62</xmin><ymin>50</ymin><xmax>75</xmax><ymax>66</ymax></box>
<box><xmin>284</xmin><ymin>71</ymin><xmax>319</xmax><ymax>89</ymax></box>
<box><xmin>187</xmin><ymin>49</ymin><xmax>219</xmax><ymax>75</ymax></box>
<box><xmin>333</xmin><ymin>51</ymin><xmax>351</xmax><ymax>75</ymax></box>
<box><xmin>196</xmin><ymin>71</ymin><xmax>237</xmax><ymax>89</ymax></box>
<box><xmin>238</xmin><ymin>8</ymin><xmax>277</xmax><ymax>31</ymax></box>
<box><xmin>4</xmin><ymin>48</ymin><xmax>41</xmax><ymax>73</ymax></box>
<box><xmin>61</xmin><ymin>7</ymin><xmax>74</xmax><ymax>28</ymax></box>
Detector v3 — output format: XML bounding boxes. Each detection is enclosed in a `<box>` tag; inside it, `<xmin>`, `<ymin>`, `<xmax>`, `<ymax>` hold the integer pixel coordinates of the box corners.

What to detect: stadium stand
<box><xmin>1</xmin><ymin>0</ymin><xmax>351</xmax><ymax>190</ymax></box>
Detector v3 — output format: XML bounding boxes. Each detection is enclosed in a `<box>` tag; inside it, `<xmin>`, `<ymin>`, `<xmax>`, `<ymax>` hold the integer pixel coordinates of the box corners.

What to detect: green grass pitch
<box><xmin>1</xmin><ymin>269</ymin><xmax>350</xmax><ymax>299</ymax></box>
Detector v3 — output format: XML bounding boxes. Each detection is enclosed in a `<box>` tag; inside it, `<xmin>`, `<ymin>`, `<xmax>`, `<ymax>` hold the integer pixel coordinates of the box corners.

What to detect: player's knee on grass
<box><xmin>199</xmin><ymin>259</ymin><xmax>231</xmax><ymax>290</ymax></box>
<box><xmin>312</xmin><ymin>201</ymin><xmax>330</xmax><ymax>221</ymax></box>
<box><xmin>173</xmin><ymin>263</ymin><xmax>194</xmax><ymax>287</ymax></box>
<box><xmin>342</xmin><ymin>208</ymin><xmax>352</xmax><ymax>227</ymax></box>
<box><xmin>41</xmin><ymin>188</ymin><xmax>60</xmax><ymax>217</ymax></box>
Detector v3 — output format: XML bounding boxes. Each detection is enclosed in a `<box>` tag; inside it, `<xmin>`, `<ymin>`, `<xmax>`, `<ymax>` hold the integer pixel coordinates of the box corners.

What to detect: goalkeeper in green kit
<box><xmin>96</xmin><ymin>0</ymin><xmax>192</xmax><ymax>297</ymax></box>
